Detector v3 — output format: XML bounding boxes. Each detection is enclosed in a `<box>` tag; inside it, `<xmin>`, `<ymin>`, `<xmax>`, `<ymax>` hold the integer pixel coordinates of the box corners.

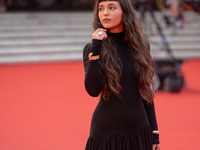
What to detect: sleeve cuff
<box><xmin>91</xmin><ymin>39</ymin><xmax>102</xmax><ymax>56</ymax></box>
<box><xmin>153</xmin><ymin>134</ymin><xmax>160</xmax><ymax>144</ymax></box>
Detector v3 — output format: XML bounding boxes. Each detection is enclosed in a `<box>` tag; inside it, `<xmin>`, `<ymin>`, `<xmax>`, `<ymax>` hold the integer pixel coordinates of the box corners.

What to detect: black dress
<box><xmin>83</xmin><ymin>32</ymin><xmax>159</xmax><ymax>150</ymax></box>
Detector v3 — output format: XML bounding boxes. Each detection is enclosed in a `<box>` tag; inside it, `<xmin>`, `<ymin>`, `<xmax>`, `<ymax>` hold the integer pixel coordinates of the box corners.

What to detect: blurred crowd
<box><xmin>137</xmin><ymin>0</ymin><xmax>186</xmax><ymax>28</ymax></box>
<box><xmin>4</xmin><ymin>0</ymin><xmax>200</xmax><ymax>27</ymax></box>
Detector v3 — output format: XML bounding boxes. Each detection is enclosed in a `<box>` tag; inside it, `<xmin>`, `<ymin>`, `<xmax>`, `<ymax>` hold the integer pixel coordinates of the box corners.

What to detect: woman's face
<box><xmin>98</xmin><ymin>1</ymin><xmax>123</xmax><ymax>33</ymax></box>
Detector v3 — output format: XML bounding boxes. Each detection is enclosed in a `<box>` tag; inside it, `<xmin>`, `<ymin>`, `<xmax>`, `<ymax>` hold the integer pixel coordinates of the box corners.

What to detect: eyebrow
<box><xmin>99</xmin><ymin>3</ymin><xmax>117</xmax><ymax>7</ymax></box>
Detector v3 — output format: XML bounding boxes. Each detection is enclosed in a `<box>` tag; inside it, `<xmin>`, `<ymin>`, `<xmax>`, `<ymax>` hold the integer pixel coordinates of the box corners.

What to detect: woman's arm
<box><xmin>83</xmin><ymin>28</ymin><xmax>107</xmax><ymax>97</ymax></box>
<box><xmin>142</xmin><ymin>100</ymin><xmax>160</xmax><ymax>144</ymax></box>
<box><xmin>83</xmin><ymin>40</ymin><xmax>103</xmax><ymax>97</ymax></box>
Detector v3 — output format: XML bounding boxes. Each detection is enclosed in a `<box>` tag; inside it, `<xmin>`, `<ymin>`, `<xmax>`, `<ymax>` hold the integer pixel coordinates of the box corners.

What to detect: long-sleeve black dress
<box><xmin>83</xmin><ymin>32</ymin><xmax>159</xmax><ymax>150</ymax></box>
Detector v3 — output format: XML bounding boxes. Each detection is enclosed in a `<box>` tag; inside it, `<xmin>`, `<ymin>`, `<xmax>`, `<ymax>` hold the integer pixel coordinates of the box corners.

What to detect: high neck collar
<box><xmin>107</xmin><ymin>31</ymin><xmax>125</xmax><ymax>42</ymax></box>
<box><xmin>108</xmin><ymin>31</ymin><xmax>124</xmax><ymax>36</ymax></box>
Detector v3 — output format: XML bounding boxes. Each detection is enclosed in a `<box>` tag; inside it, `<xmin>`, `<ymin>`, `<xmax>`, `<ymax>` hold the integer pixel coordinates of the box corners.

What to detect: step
<box><xmin>142</xmin><ymin>20</ymin><xmax>200</xmax><ymax>29</ymax></box>
<box><xmin>0</xmin><ymin>18</ymin><xmax>198</xmax><ymax>30</ymax></box>
<box><xmin>1</xmin><ymin>28</ymin><xmax>199</xmax><ymax>39</ymax></box>
<box><xmin>1</xmin><ymin>36</ymin><xmax>197</xmax><ymax>47</ymax></box>
<box><xmin>0</xmin><ymin>11</ymin><xmax>198</xmax><ymax>26</ymax></box>
<box><xmin>0</xmin><ymin>30</ymin><xmax>92</xmax><ymax>39</ymax></box>
<box><xmin>0</xmin><ymin>24</ymin><xmax>92</xmax><ymax>31</ymax></box>
<box><xmin>152</xmin><ymin>50</ymin><xmax>200</xmax><ymax>60</ymax></box>
<box><xmin>150</xmin><ymin>42</ymin><xmax>200</xmax><ymax>51</ymax></box>
<box><xmin>0</xmin><ymin>27</ymin><xmax>199</xmax><ymax>39</ymax></box>
<box><xmin>0</xmin><ymin>12</ymin><xmax>93</xmax><ymax>20</ymax></box>
<box><xmin>146</xmin><ymin>28</ymin><xmax>200</xmax><ymax>36</ymax></box>
<box><xmin>0</xmin><ymin>36</ymin><xmax>91</xmax><ymax>46</ymax></box>
<box><xmin>144</xmin><ymin>11</ymin><xmax>200</xmax><ymax>21</ymax></box>
<box><xmin>0</xmin><ymin>44</ymin><xmax>85</xmax><ymax>55</ymax></box>
<box><xmin>0</xmin><ymin>21</ymin><xmax>92</xmax><ymax>27</ymax></box>
<box><xmin>0</xmin><ymin>52</ymin><xmax>83</xmax><ymax>64</ymax></box>
<box><xmin>149</xmin><ymin>35</ymin><xmax>200</xmax><ymax>43</ymax></box>
<box><xmin>0</xmin><ymin>11</ymin><xmax>198</xmax><ymax>21</ymax></box>
<box><xmin>2</xmin><ymin>35</ymin><xmax>199</xmax><ymax>46</ymax></box>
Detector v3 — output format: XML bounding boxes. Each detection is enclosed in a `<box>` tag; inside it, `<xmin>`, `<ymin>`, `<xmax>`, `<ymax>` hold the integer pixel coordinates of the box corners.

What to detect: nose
<box><xmin>103</xmin><ymin>8</ymin><xmax>109</xmax><ymax>16</ymax></box>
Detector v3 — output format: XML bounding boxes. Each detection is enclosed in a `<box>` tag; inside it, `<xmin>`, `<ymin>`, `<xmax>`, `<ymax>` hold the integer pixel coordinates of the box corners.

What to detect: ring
<box><xmin>98</xmin><ymin>32</ymin><xmax>103</xmax><ymax>36</ymax></box>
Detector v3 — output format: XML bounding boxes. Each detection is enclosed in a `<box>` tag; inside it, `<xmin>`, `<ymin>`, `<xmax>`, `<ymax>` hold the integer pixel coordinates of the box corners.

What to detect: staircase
<box><xmin>0</xmin><ymin>11</ymin><xmax>199</xmax><ymax>64</ymax></box>
<box><xmin>143</xmin><ymin>11</ymin><xmax>200</xmax><ymax>60</ymax></box>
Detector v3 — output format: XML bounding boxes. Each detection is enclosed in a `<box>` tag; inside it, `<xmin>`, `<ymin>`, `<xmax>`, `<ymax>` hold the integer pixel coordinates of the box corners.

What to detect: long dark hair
<box><xmin>93</xmin><ymin>0</ymin><xmax>155</xmax><ymax>103</ymax></box>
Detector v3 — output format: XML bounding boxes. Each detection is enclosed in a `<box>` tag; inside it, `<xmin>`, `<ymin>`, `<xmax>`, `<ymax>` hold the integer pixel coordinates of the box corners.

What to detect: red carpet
<box><xmin>0</xmin><ymin>59</ymin><xmax>200</xmax><ymax>150</ymax></box>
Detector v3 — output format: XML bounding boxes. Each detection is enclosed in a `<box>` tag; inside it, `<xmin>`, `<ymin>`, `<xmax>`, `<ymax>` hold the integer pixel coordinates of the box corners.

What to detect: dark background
<box><xmin>5</xmin><ymin>0</ymin><xmax>158</xmax><ymax>11</ymax></box>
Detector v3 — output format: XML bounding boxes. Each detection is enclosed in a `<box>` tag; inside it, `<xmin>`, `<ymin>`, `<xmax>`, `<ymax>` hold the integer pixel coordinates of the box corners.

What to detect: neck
<box><xmin>109</xmin><ymin>29</ymin><xmax>123</xmax><ymax>33</ymax></box>
<box><xmin>108</xmin><ymin>23</ymin><xmax>123</xmax><ymax>33</ymax></box>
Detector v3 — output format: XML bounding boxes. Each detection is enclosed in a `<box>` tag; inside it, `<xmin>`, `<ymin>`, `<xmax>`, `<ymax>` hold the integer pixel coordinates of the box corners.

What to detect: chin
<box><xmin>102</xmin><ymin>25</ymin><xmax>113</xmax><ymax>29</ymax></box>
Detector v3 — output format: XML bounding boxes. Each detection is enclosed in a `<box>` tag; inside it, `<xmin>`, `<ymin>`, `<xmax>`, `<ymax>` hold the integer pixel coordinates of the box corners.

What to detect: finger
<box><xmin>152</xmin><ymin>145</ymin><xmax>156</xmax><ymax>150</ymax></box>
<box><xmin>101</xmin><ymin>32</ymin><xmax>108</xmax><ymax>40</ymax></box>
<box><xmin>92</xmin><ymin>32</ymin><xmax>102</xmax><ymax>40</ymax></box>
<box><xmin>156</xmin><ymin>144</ymin><xmax>161</xmax><ymax>150</ymax></box>
<box><xmin>92</xmin><ymin>30</ymin><xmax>107</xmax><ymax>40</ymax></box>
<box><xmin>98</xmin><ymin>33</ymin><xmax>107</xmax><ymax>40</ymax></box>
<box><xmin>95</xmin><ymin>29</ymin><xmax>107</xmax><ymax>36</ymax></box>
<box><xmin>94</xmin><ymin>28</ymin><xmax>107</xmax><ymax>35</ymax></box>
<box><xmin>96</xmin><ymin>28</ymin><xmax>107</xmax><ymax>32</ymax></box>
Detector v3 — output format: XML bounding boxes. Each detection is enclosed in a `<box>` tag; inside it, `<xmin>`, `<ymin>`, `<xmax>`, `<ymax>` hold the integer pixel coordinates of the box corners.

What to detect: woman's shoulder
<box><xmin>84</xmin><ymin>41</ymin><xmax>92</xmax><ymax>49</ymax></box>
<box><xmin>83</xmin><ymin>41</ymin><xmax>92</xmax><ymax>53</ymax></box>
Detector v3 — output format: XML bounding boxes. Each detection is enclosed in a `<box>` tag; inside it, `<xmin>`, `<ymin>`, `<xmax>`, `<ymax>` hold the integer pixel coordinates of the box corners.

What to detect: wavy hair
<box><xmin>93</xmin><ymin>0</ymin><xmax>155</xmax><ymax>103</ymax></box>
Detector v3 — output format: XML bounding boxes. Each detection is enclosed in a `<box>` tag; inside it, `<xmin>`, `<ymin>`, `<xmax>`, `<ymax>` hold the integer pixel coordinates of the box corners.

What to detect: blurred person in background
<box><xmin>171</xmin><ymin>0</ymin><xmax>185</xmax><ymax>27</ymax></box>
<box><xmin>164</xmin><ymin>0</ymin><xmax>186</xmax><ymax>27</ymax></box>
<box><xmin>138</xmin><ymin>0</ymin><xmax>172</xmax><ymax>55</ymax></box>
<box><xmin>38</xmin><ymin>0</ymin><xmax>44</xmax><ymax>8</ymax></box>
<box><xmin>83</xmin><ymin>0</ymin><xmax>161</xmax><ymax>150</ymax></box>
<box><xmin>138</xmin><ymin>0</ymin><xmax>163</xmax><ymax>35</ymax></box>
<box><xmin>6</xmin><ymin>0</ymin><xmax>14</xmax><ymax>6</ymax></box>
<box><xmin>138</xmin><ymin>0</ymin><xmax>155</xmax><ymax>21</ymax></box>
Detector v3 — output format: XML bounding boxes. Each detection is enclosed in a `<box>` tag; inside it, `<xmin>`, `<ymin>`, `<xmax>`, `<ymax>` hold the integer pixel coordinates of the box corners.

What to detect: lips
<box><xmin>103</xmin><ymin>18</ymin><xmax>111</xmax><ymax>22</ymax></box>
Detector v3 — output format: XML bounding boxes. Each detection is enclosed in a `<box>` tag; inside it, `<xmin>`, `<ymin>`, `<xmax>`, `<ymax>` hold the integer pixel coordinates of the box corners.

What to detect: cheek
<box><xmin>98</xmin><ymin>12</ymin><xmax>103</xmax><ymax>20</ymax></box>
<box><xmin>98</xmin><ymin>13</ymin><xmax>103</xmax><ymax>24</ymax></box>
<box><xmin>114</xmin><ymin>12</ymin><xmax>123</xmax><ymax>23</ymax></box>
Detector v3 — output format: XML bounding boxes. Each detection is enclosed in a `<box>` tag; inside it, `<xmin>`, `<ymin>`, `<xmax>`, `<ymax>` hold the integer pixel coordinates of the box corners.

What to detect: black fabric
<box><xmin>83</xmin><ymin>32</ymin><xmax>159</xmax><ymax>150</ymax></box>
<box><xmin>91</xmin><ymin>39</ymin><xmax>103</xmax><ymax>56</ymax></box>
<box><xmin>85</xmin><ymin>124</ymin><xmax>153</xmax><ymax>150</ymax></box>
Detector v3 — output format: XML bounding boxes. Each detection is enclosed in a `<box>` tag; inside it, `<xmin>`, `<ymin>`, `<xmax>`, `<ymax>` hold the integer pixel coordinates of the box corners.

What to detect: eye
<box><xmin>110</xmin><ymin>6</ymin><xmax>115</xmax><ymax>10</ymax></box>
<box><xmin>99</xmin><ymin>7</ymin><xmax>104</xmax><ymax>11</ymax></box>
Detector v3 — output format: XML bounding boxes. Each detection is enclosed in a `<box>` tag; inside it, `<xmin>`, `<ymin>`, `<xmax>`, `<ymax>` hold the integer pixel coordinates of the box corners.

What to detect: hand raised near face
<box><xmin>92</xmin><ymin>28</ymin><xmax>108</xmax><ymax>40</ymax></box>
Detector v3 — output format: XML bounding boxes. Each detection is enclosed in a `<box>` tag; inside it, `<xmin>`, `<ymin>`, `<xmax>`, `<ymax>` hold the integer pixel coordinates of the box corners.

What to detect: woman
<box><xmin>83</xmin><ymin>0</ymin><xmax>161</xmax><ymax>149</ymax></box>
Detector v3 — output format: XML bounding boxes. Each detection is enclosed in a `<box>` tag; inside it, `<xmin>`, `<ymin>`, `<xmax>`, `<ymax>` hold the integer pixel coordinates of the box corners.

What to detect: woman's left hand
<box><xmin>153</xmin><ymin>144</ymin><xmax>161</xmax><ymax>150</ymax></box>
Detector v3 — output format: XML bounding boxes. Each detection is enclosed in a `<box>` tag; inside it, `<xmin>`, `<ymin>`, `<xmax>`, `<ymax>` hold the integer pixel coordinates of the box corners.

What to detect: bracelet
<box><xmin>152</xmin><ymin>130</ymin><xmax>160</xmax><ymax>134</ymax></box>
<box><xmin>88</xmin><ymin>52</ymin><xmax>99</xmax><ymax>60</ymax></box>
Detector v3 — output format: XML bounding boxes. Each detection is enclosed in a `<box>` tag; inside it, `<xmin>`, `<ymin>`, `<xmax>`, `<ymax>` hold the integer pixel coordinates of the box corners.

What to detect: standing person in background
<box><xmin>170</xmin><ymin>0</ymin><xmax>185</xmax><ymax>27</ymax></box>
<box><xmin>139</xmin><ymin>0</ymin><xmax>162</xmax><ymax>34</ymax></box>
<box><xmin>138</xmin><ymin>0</ymin><xmax>163</xmax><ymax>35</ymax></box>
<box><xmin>138</xmin><ymin>0</ymin><xmax>173</xmax><ymax>55</ymax></box>
<box><xmin>38</xmin><ymin>0</ymin><xmax>44</xmax><ymax>8</ymax></box>
<box><xmin>164</xmin><ymin>0</ymin><xmax>185</xmax><ymax>27</ymax></box>
<box><xmin>138</xmin><ymin>0</ymin><xmax>154</xmax><ymax>21</ymax></box>
<box><xmin>83</xmin><ymin>0</ymin><xmax>161</xmax><ymax>150</ymax></box>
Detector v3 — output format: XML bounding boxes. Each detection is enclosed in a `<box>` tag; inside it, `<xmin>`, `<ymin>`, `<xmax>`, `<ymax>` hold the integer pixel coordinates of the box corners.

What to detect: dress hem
<box><xmin>85</xmin><ymin>124</ymin><xmax>153</xmax><ymax>150</ymax></box>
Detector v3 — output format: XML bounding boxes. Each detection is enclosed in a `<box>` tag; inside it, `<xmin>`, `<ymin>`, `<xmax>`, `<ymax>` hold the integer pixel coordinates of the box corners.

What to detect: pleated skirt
<box><xmin>85</xmin><ymin>124</ymin><xmax>153</xmax><ymax>150</ymax></box>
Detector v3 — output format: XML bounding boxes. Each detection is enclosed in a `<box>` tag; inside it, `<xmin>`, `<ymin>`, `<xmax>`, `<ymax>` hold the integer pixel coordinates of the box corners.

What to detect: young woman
<box><xmin>83</xmin><ymin>0</ymin><xmax>161</xmax><ymax>149</ymax></box>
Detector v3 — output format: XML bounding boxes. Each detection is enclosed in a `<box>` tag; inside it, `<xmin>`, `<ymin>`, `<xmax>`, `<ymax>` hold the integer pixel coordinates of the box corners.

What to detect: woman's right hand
<box><xmin>92</xmin><ymin>28</ymin><xmax>108</xmax><ymax>40</ymax></box>
<box><xmin>153</xmin><ymin>144</ymin><xmax>161</xmax><ymax>150</ymax></box>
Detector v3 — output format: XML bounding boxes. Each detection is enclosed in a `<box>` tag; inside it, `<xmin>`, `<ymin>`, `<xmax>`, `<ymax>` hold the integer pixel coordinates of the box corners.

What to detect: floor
<box><xmin>0</xmin><ymin>59</ymin><xmax>200</xmax><ymax>150</ymax></box>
